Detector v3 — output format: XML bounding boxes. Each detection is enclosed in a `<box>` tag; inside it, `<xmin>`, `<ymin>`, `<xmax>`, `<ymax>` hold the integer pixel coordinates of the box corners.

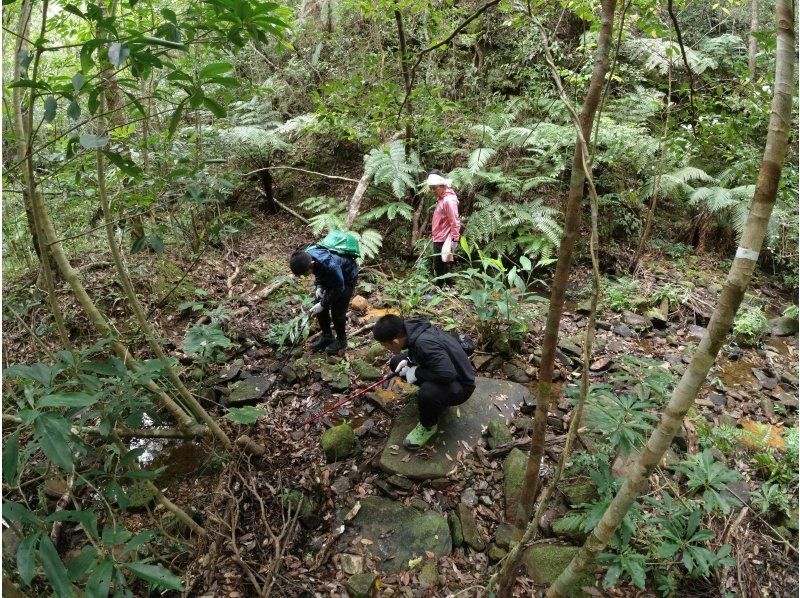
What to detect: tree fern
<box><xmin>363</xmin><ymin>140</ymin><xmax>422</xmax><ymax>199</ymax></box>
<box><xmin>689</xmin><ymin>185</ymin><xmax>757</xmax><ymax>239</ymax></box>
<box><xmin>623</xmin><ymin>38</ymin><xmax>719</xmax><ymax>75</ymax></box>
<box><xmin>215</xmin><ymin>126</ymin><xmax>292</xmax><ymax>165</ymax></box>
<box><xmin>642</xmin><ymin>166</ymin><xmax>716</xmax><ymax>201</ymax></box>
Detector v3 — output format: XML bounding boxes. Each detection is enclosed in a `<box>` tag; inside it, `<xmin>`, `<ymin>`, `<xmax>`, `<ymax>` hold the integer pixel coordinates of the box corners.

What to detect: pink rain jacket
<box><xmin>431</xmin><ymin>188</ymin><xmax>461</xmax><ymax>242</ymax></box>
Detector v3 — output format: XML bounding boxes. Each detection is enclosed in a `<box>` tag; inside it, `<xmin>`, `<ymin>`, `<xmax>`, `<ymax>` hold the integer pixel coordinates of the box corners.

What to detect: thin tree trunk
<box><xmin>96</xmin><ymin>92</ymin><xmax>232</xmax><ymax>449</ymax></box>
<box><xmin>516</xmin><ymin>0</ymin><xmax>617</xmax><ymax>527</ymax></box>
<box><xmin>489</xmin><ymin>17</ymin><xmax>604</xmax><ymax>590</ymax></box>
<box><xmin>344</xmin><ymin>171</ymin><xmax>370</xmax><ymax>228</ymax></box>
<box><xmin>548</xmin><ymin>2</ymin><xmax>795</xmax><ymax>594</ymax></box>
<box><xmin>748</xmin><ymin>0</ymin><xmax>760</xmax><ymax>77</ymax></box>
<box><xmin>631</xmin><ymin>41</ymin><xmax>673</xmax><ymax>272</ymax></box>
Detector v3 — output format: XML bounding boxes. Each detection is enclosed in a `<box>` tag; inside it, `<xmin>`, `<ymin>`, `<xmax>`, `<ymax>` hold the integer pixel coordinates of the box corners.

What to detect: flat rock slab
<box><xmin>342</xmin><ymin>496</ymin><xmax>451</xmax><ymax>573</ymax></box>
<box><xmin>378</xmin><ymin>377</ymin><xmax>532</xmax><ymax>480</ymax></box>
<box><xmin>227</xmin><ymin>376</ymin><xmax>272</xmax><ymax>405</ymax></box>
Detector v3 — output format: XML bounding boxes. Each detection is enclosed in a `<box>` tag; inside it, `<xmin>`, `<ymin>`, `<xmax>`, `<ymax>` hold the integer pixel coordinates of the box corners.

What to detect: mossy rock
<box><xmin>488</xmin><ymin>543</ymin><xmax>508</xmax><ymax>562</ymax></box>
<box><xmin>280</xmin><ymin>488</ymin><xmax>320</xmax><ymax>527</ymax></box>
<box><xmin>362</xmin><ymin>342</ymin><xmax>388</xmax><ymax>364</ymax></box>
<box><xmin>494</xmin><ymin>522</ymin><xmax>523</xmax><ymax>550</ymax></box>
<box><xmin>321</xmin><ymin>423</ymin><xmax>356</xmax><ymax>462</ymax></box>
<box><xmin>346</xmin><ymin>572</ymin><xmax>377</xmax><ymax>598</ymax></box>
<box><xmin>320</xmin><ymin>364</ymin><xmax>350</xmax><ymax>392</ymax></box>
<box><xmin>418</xmin><ymin>562</ymin><xmax>439</xmax><ymax>588</ymax></box>
<box><xmin>523</xmin><ymin>544</ymin><xmax>594</xmax><ymax>595</ymax></box>
<box><xmin>551</xmin><ymin>516</ymin><xmax>590</xmax><ymax>543</ymax></box>
<box><xmin>487</xmin><ymin>419</ymin><xmax>512</xmax><ymax>449</ymax></box>
<box><xmin>503</xmin><ymin>448</ymin><xmax>527</xmax><ymax>521</ymax></box>
<box><xmin>127</xmin><ymin>482</ymin><xmax>156</xmax><ymax>510</ymax></box>
<box><xmin>448</xmin><ymin>511</ymin><xmax>463</xmax><ymax>547</ymax></box>
<box><xmin>561</xmin><ymin>479</ymin><xmax>598</xmax><ymax>507</ymax></box>
<box><xmin>351</xmin><ymin>359</ymin><xmax>383</xmax><ymax>381</ymax></box>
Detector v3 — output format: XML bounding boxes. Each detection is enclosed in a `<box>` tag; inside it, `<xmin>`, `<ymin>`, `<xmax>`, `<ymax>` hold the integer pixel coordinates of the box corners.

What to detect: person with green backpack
<box><xmin>289</xmin><ymin>231</ymin><xmax>361</xmax><ymax>354</ymax></box>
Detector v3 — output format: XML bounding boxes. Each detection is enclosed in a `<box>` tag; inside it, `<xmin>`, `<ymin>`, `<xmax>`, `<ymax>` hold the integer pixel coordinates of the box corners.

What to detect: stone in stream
<box><xmin>486</xmin><ymin>419</ymin><xmax>513</xmax><ymax>449</ymax></box>
<box><xmin>350</xmin><ymin>359</ymin><xmax>383</xmax><ymax>381</ymax></box>
<box><xmin>321</xmin><ymin>423</ymin><xmax>356</xmax><ymax>462</ymax></box>
<box><xmin>227</xmin><ymin>376</ymin><xmax>272</xmax><ymax>405</ymax></box>
<box><xmin>503</xmin><ymin>448</ymin><xmax>528</xmax><ymax>521</ymax></box>
<box><xmin>768</xmin><ymin>315</ymin><xmax>798</xmax><ymax>337</ymax></box>
<box><xmin>378</xmin><ymin>377</ymin><xmax>531</xmax><ymax>480</ymax></box>
<box><xmin>345</xmin><ymin>572</ymin><xmax>377</xmax><ymax>598</ymax></box>
<box><xmin>457</xmin><ymin>503</ymin><xmax>485</xmax><ymax>551</ymax></box>
<box><xmin>340</xmin><ymin>496</ymin><xmax>451</xmax><ymax>573</ymax></box>
<box><xmin>523</xmin><ymin>544</ymin><xmax>594</xmax><ymax>591</ymax></box>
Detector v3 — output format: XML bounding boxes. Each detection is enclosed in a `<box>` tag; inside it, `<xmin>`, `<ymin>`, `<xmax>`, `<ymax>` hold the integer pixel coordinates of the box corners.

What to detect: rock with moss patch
<box><xmin>503</xmin><ymin>448</ymin><xmax>527</xmax><ymax>521</ymax></box>
<box><xmin>127</xmin><ymin>482</ymin><xmax>156</xmax><ymax>510</ymax></box>
<box><xmin>227</xmin><ymin>376</ymin><xmax>271</xmax><ymax>405</ymax></box>
<box><xmin>523</xmin><ymin>544</ymin><xmax>594</xmax><ymax>592</ymax></box>
<box><xmin>457</xmin><ymin>503</ymin><xmax>485</xmax><ymax>551</ymax></box>
<box><xmin>363</xmin><ymin>342</ymin><xmax>388</xmax><ymax>364</ymax></box>
<box><xmin>487</xmin><ymin>419</ymin><xmax>513</xmax><ymax>449</ymax></box>
<box><xmin>769</xmin><ymin>315</ymin><xmax>798</xmax><ymax>337</ymax></box>
<box><xmin>494</xmin><ymin>523</ymin><xmax>523</xmax><ymax>550</ymax></box>
<box><xmin>351</xmin><ymin>359</ymin><xmax>383</xmax><ymax>381</ymax></box>
<box><xmin>561</xmin><ymin>479</ymin><xmax>598</xmax><ymax>507</ymax></box>
<box><xmin>448</xmin><ymin>511</ymin><xmax>463</xmax><ymax>547</ymax></box>
<box><xmin>280</xmin><ymin>488</ymin><xmax>320</xmax><ymax>528</ymax></box>
<box><xmin>551</xmin><ymin>516</ymin><xmax>589</xmax><ymax>543</ymax></box>
<box><xmin>320</xmin><ymin>364</ymin><xmax>350</xmax><ymax>392</ymax></box>
<box><xmin>418</xmin><ymin>562</ymin><xmax>439</xmax><ymax>588</ymax></box>
<box><xmin>346</xmin><ymin>572</ymin><xmax>377</xmax><ymax>598</ymax></box>
<box><xmin>322</xmin><ymin>423</ymin><xmax>356</xmax><ymax>462</ymax></box>
<box><xmin>488</xmin><ymin>543</ymin><xmax>508</xmax><ymax>562</ymax></box>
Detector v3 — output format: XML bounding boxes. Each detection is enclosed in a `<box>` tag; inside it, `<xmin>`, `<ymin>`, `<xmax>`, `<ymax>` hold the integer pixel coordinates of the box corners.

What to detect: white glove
<box><xmin>315</xmin><ymin>287</ymin><xmax>325</xmax><ymax>299</ymax></box>
<box><xmin>310</xmin><ymin>302</ymin><xmax>324</xmax><ymax>315</ymax></box>
<box><xmin>401</xmin><ymin>365</ymin><xmax>418</xmax><ymax>384</ymax></box>
<box><xmin>441</xmin><ymin>238</ymin><xmax>454</xmax><ymax>263</ymax></box>
<box><xmin>393</xmin><ymin>359</ymin><xmax>409</xmax><ymax>374</ymax></box>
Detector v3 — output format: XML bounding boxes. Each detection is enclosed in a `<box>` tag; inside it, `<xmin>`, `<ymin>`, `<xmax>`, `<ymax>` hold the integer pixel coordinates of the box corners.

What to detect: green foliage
<box><xmin>732</xmin><ymin>304</ymin><xmax>768</xmax><ymax>346</ymax></box>
<box><xmin>225</xmin><ymin>406</ymin><xmax>268</xmax><ymax>424</ymax></box>
<box><xmin>299</xmin><ymin>196</ymin><xmax>384</xmax><ymax>260</ymax></box>
<box><xmin>363</xmin><ymin>140</ymin><xmax>423</xmax><ymax>199</ymax></box>
<box><xmin>183</xmin><ymin>324</ymin><xmax>235</xmax><ymax>363</ymax></box>
<box><xmin>601</xmin><ymin>276</ymin><xmax>647</xmax><ymax>313</ymax></box>
<box><xmin>671</xmin><ymin>449</ymin><xmax>742</xmax><ymax>514</ymax></box>
<box><xmin>455</xmin><ymin>238</ymin><xmax>546</xmax><ymax>352</ymax></box>
<box><xmin>698</xmin><ymin>424</ymin><xmax>745</xmax><ymax>455</ymax></box>
<box><xmin>750</xmin><ymin>482</ymin><xmax>791</xmax><ymax>516</ymax></box>
<box><xmin>582</xmin><ymin>385</ymin><xmax>659</xmax><ymax>456</ymax></box>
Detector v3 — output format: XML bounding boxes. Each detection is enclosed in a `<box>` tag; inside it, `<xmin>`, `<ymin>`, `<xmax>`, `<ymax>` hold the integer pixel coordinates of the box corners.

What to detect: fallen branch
<box><xmin>235</xmin><ymin>434</ymin><xmax>267</xmax><ymax>456</ymax></box>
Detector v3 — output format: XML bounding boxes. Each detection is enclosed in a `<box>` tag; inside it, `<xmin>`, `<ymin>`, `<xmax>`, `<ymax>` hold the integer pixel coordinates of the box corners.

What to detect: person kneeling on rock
<box><xmin>289</xmin><ymin>232</ymin><xmax>360</xmax><ymax>355</ymax></box>
<box><xmin>373</xmin><ymin>314</ymin><xmax>475</xmax><ymax>450</ymax></box>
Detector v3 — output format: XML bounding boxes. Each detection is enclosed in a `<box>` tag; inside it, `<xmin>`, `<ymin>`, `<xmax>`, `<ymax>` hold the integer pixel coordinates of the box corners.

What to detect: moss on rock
<box><xmin>321</xmin><ymin>423</ymin><xmax>356</xmax><ymax>462</ymax></box>
<box><xmin>503</xmin><ymin>448</ymin><xmax>527</xmax><ymax>520</ymax></box>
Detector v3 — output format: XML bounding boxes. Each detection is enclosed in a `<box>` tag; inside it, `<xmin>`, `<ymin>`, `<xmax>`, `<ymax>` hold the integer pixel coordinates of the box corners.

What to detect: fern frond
<box><xmin>363</xmin><ymin>140</ymin><xmax>422</xmax><ymax>199</ymax></box>
<box><xmin>468</xmin><ymin>147</ymin><xmax>497</xmax><ymax>175</ymax></box>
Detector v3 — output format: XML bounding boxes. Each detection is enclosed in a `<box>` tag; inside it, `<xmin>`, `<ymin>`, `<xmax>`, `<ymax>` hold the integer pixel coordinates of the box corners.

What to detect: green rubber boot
<box><xmin>403</xmin><ymin>422</ymin><xmax>438</xmax><ymax>450</ymax></box>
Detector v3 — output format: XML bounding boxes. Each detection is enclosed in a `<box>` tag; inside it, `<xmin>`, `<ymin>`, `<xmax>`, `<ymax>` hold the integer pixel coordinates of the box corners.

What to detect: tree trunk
<box><xmin>547</xmin><ymin>1</ymin><xmax>795</xmax><ymax>594</ymax></box>
<box><xmin>748</xmin><ymin>0</ymin><xmax>760</xmax><ymax>78</ymax></box>
<box><xmin>258</xmin><ymin>165</ymin><xmax>277</xmax><ymax>213</ymax></box>
<box><xmin>516</xmin><ymin>0</ymin><xmax>617</xmax><ymax>527</ymax></box>
<box><xmin>344</xmin><ymin>171</ymin><xmax>371</xmax><ymax>228</ymax></box>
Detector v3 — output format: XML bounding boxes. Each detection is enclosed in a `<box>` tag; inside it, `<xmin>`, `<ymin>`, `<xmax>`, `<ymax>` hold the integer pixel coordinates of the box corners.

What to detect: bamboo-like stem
<box><xmin>487</xmin><ymin>14</ymin><xmax>605</xmax><ymax>594</ymax></box>
<box><xmin>95</xmin><ymin>91</ymin><xmax>231</xmax><ymax>449</ymax></box>
<box><xmin>547</xmin><ymin>2</ymin><xmax>795</xmax><ymax>594</ymax></box>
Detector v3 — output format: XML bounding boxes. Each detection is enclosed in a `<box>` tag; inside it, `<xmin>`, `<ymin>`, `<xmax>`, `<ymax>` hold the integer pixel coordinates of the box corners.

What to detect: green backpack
<box><xmin>312</xmin><ymin>230</ymin><xmax>361</xmax><ymax>259</ymax></box>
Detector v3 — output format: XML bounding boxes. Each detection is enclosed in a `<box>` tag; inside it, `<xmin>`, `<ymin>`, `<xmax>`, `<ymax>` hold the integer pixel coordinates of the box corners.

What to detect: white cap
<box><xmin>426</xmin><ymin>173</ymin><xmax>452</xmax><ymax>187</ymax></box>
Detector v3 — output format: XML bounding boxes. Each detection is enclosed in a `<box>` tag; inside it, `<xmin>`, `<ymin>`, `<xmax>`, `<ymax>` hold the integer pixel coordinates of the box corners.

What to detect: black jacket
<box><xmin>308</xmin><ymin>246</ymin><xmax>359</xmax><ymax>307</ymax></box>
<box><xmin>404</xmin><ymin>317</ymin><xmax>475</xmax><ymax>387</ymax></box>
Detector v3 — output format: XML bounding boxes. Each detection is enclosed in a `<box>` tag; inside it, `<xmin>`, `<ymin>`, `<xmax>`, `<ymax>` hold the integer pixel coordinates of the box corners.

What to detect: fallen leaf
<box><xmin>344</xmin><ymin>502</ymin><xmax>361</xmax><ymax>521</ymax></box>
<box><xmin>361</xmin><ymin>538</ymin><xmax>374</xmax><ymax>545</ymax></box>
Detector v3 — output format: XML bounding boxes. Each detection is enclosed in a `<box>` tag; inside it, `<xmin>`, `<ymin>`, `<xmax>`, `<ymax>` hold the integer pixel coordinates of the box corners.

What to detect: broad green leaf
<box><xmin>108</xmin><ymin>43</ymin><xmax>130</xmax><ymax>68</ymax></box>
<box><xmin>140</xmin><ymin>36</ymin><xmax>185</xmax><ymax>50</ymax></box>
<box><xmin>119</xmin><ymin>447</ymin><xmax>147</xmax><ymax>468</ymax></box>
<box><xmin>188</xmin><ymin>92</ymin><xmax>204</xmax><ymax>108</ymax></box>
<box><xmin>66</xmin><ymin>546</ymin><xmax>98</xmax><ymax>581</ymax></box>
<box><xmin>123</xmin><ymin>563</ymin><xmax>184</xmax><ymax>591</ymax></box>
<box><xmin>46</xmin><ymin>510</ymin><xmax>99</xmax><ymax>540</ymax></box>
<box><xmin>160</xmin><ymin>7</ymin><xmax>177</xmax><ymax>23</ymax></box>
<box><xmin>200</xmin><ymin>62</ymin><xmax>233</xmax><ymax>78</ymax></box>
<box><xmin>79</xmin><ymin>134</ymin><xmax>109</xmax><ymax>149</ymax></box>
<box><xmin>43</xmin><ymin>96</ymin><xmax>57</xmax><ymax>122</ymax></box>
<box><xmin>64</xmin><ymin>3</ymin><xmax>85</xmax><ymax>18</ymax></box>
<box><xmin>86</xmin><ymin>556</ymin><xmax>114</xmax><ymax>598</ymax></box>
<box><xmin>39</xmin><ymin>391</ymin><xmax>98</xmax><ymax>408</ymax></box>
<box><xmin>167</xmin><ymin>102</ymin><xmax>185</xmax><ymax>137</ymax></box>
<box><xmin>102</xmin><ymin>524</ymin><xmax>132</xmax><ymax>546</ymax></box>
<box><xmin>72</xmin><ymin>72</ymin><xmax>85</xmax><ymax>93</ymax></box>
<box><xmin>202</xmin><ymin>97</ymin><xmax>226</xmax><ymax>118</ymax></box>
<box><xmin>103</xmin><ymin>151</ymin><xmax>143</xmax><ymax>177</ymax></box>
<box><xmin>34</xmin><ymin>413</ymin><xmax>74</xmax><ymax>471</ymax></box>
<box><xmin>80</xmin><ymin>45</ymin><xmax>94</xmax><ymax>73</ymax></box>
<box><xmin>3</xmin><ymin>502</ymin><xmax>39</xmax><ymax>525</ymax></box>
<box><xmin>3</xmin><ymin>431</ymin><xmax>20</xmax><ymax>485</ymax></box>
<box><xmin>121</xmin><ymin>466</ymin><xmax>166</xmax><ymax>479</ymax></box>
<box><xmin>120</xmin><ymin>530</ymin><xmax>157</xmax><ymax>556</ymax></box>
<box><xmin>38</xmin><ymin>536</ymin><xmax>73</xmax><ymax>598</ymax></box>
<box><xmin>17</xmin><ymin>532</ymin><xmax>40</xmax><ymax>586</ymax></box>
<box><xmin>67</xmin><ymin>100</ymin><xmax>81</xmax><ymax>120</ymax></box>
<box><xmin>224</xmin><ymin>406</ymin><xmax>267</xmax><ymax>424</ymax></box>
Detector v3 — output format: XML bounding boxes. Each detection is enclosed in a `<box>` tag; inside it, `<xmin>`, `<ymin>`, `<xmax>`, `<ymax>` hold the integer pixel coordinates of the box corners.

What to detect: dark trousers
<box><xmin>317</xmin><ymin>283</ymin><xmax>354</xmax><ymax>340</ymax></box>
<box><xmin>432</xmin><ymin>241</ymin><xmax>454</xmax><ymax>288</ymax></box>
<box><xmin>417</xmin><ymin>379</ymin><xmax>475</xmax><ymax>428</ymax></box>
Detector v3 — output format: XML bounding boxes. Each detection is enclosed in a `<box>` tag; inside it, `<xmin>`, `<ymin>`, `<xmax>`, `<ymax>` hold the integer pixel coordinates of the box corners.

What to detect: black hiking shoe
<box><xmin>310</xmin><ymin>333</ymin><xmax>334</xmax><ymax>353</ymax></box>
<box><xmin>325</xmin><ymin>338</ymin><xmax>347</xmax><ymax>354</ymax></box>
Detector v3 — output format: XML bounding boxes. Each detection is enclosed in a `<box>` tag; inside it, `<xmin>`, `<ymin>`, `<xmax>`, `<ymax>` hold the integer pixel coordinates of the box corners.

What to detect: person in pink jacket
<box><xmin>427</xmin><ymin>171</ymin><xmax>462</xmax><ymax>289</ymax></box>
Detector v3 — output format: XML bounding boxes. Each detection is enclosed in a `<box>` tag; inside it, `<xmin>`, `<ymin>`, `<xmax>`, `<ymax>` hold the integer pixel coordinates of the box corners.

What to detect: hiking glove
<box><xmin>441</xmin><ymin>237</ymin><xmax>454</xmax><ymax>263</ymax></box>
<box><xmin>310</xmin><ymin>302</ymin><xmax>324</xmax><ymax>315</ymax></box>
<box><xmin>389</xmin><ymin>354</ymin><xmax>410</xmax><ymax>372</ymax></box>
<box><xmin>399</xmin><ymin>365</ymin><xmax>418</xmax><ymax>384</ymax></box>
<box><xmin>315</xmin><ymin>287</ymin><xmax>325</xmax><ymax>300</ymax></box>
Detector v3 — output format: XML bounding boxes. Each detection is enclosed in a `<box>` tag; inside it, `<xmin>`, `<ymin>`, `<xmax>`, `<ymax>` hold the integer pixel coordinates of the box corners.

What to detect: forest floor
<box><xmin>3</xmin><ymin>208</ymin><xmax>798</xmax><ymax>597</ymax></box>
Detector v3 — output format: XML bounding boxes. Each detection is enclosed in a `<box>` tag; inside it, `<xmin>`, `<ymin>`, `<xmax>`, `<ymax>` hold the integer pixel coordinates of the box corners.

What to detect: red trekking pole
<box><xmin>302</xmin><ymin>372</ymin><xmax>397</xmax><ymax>426</ymax></box>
